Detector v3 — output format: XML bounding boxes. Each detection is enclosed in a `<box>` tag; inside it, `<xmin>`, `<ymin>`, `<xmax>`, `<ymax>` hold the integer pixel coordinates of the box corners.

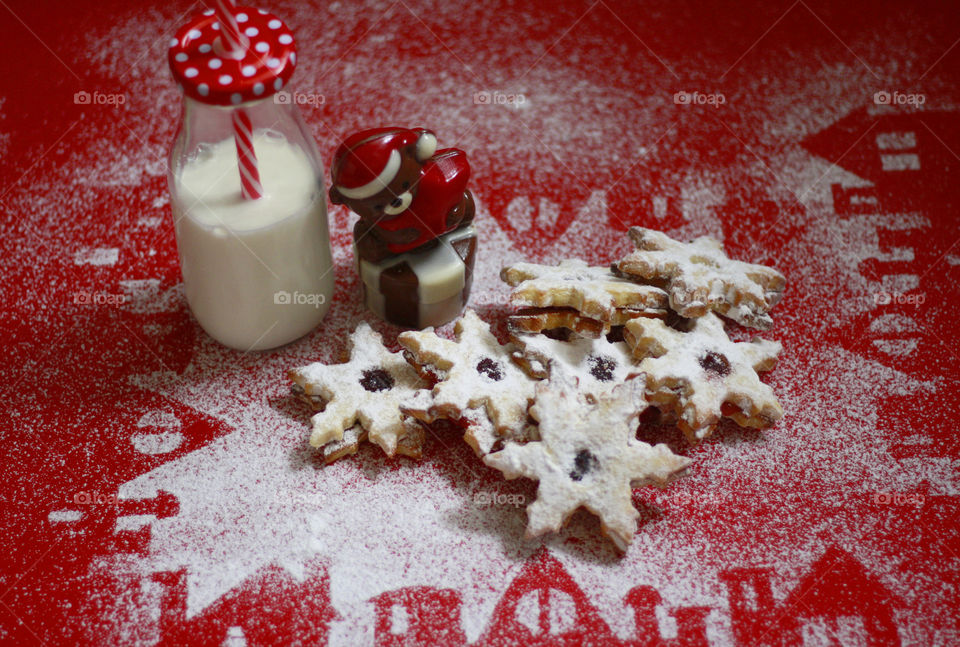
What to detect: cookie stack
<box><xmin>289</xmin><ymin>226</ymin><xmax>786</xmax><ymax>551</ymax></box>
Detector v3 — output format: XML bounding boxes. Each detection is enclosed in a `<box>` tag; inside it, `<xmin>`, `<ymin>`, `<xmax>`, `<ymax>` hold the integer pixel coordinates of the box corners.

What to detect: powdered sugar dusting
<box><xmin>4</xmin><ymin>0</ymin><xmax>956</xmax><ymax>643</ymax></box>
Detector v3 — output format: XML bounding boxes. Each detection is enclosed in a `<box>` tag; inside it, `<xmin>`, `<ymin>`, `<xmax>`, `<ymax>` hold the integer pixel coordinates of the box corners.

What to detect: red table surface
<box><xmin>1</xmin><ymin>0</ymin><xmax>958</xmax><ymax>645</ymax></box>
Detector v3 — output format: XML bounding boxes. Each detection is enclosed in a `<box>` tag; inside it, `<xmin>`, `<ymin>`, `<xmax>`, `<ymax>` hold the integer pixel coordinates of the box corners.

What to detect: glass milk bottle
<box><xmin>167</xmin><ymin>4</ymin><xmax>333</xmax><ymax>350</ymax></box>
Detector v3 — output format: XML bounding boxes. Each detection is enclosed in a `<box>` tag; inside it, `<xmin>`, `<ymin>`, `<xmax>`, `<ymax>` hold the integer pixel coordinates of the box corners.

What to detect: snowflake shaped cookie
<box><xmin>615</xmin><ymin>227</ymin><xmax>786</xmax><ymax>329</ymax></box>
<box><xmin>501</xmin><ymin>259</ymin><xmax>668</xmax><ymax>322</ymax></box>
<box><xmin>293</xmin><ymin>386</ymin><xmax>427</xmax><ymax>464</ymax></box>
<box><xmin>511</xmin><ymin>332</ymin><xmax>640</xmax><ymax>396</ymax></box>
<box><xmin>484</xmin><ymin>379</ymin><xmax>690</xmax><ymax>552</ymax></box>
<box><xmin>398</xmin><ymin>309</ymin><xmax>538</xmax><ymax>445</ymax></box>
<box><xmin>623</xmin><ymin>313</ymin><xmax>782</xmax><ymax>440</ymax></box>
<box><xmin>288</xmin><ymin>323</ymin><xmax>428</xmax><ymax>456</ymax></box>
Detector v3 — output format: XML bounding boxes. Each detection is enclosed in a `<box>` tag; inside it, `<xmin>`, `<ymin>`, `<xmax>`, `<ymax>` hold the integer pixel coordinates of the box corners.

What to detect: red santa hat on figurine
<box><xmin>331</xmin><ymin>127</ymin><xmax>438</xmax><ymax>200</ymax></box>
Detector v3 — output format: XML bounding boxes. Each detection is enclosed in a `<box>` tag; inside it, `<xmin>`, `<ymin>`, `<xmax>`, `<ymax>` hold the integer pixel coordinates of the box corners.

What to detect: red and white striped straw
<box><xmin>212</xmin><ymin>0</ymin><xmax>261</xmax><ymax>200</ymax></box>
<box><xmin>232</xmin><ymin>108</ymin><xmax>263</xmax><ymax>200</ymax></box>
<box><xmin>212</xmin><ymin>0</ymin><xmax>247</xmax><ymax>57</ymax></box>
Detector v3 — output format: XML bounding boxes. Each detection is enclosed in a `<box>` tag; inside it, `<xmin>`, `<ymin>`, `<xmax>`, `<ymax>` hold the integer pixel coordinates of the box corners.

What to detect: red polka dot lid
<box><xmin>168</xmin><ymin>7</ymin><xmax>297</xmax><ymax>106</ymax></box>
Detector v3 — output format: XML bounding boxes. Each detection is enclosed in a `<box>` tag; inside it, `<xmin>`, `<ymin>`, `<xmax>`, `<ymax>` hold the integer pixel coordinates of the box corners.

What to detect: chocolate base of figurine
<box><xmin>356</xmin><ymin>224</ymin><xmax>477</xmax><ymax>329</ymax></box>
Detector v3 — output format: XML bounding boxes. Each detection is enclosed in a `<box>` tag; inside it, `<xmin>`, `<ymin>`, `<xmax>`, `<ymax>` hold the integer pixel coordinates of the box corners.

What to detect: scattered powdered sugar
<box><xmin>117</xmin><ymin>186</ymin><xmax>949</xmax><ymax>643</ymax></box>
<box><xmin>6</xmin><ymin>1</ymin><xmax>949</xmax><ymax>643</ymax></box>
<box><xmin>74</xmin><ymin>246</ymin><xmax>120</xmax><ymax>266</ymax></box>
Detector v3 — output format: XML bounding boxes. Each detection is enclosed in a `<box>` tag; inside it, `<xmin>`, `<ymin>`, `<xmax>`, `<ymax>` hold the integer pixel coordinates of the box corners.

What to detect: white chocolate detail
<box><xmin>383</xmin><ymin>191</ymin><xmax>413</xmax><ymax>216</ymax></box>
<box><xmin>357</xmin><ymin>225</ymin><xmax>476</xmax><ymax>328</ymax></box>
<box><xmin>337</xmin><ymin>148</ymin><xmax>401</xmax><ymax>200</ymax></box>
<box><xmin>415</xmin><ymin>132</ymin><xmax>438</xmax><ymax>161</ymax></box>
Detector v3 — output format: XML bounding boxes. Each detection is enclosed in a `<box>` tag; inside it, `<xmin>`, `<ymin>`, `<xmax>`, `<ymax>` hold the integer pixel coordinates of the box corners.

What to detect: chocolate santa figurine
<box><xmin>330</xmin><ymin>127</ymin><xmax>477</xmax><ymax>328</ymax></box>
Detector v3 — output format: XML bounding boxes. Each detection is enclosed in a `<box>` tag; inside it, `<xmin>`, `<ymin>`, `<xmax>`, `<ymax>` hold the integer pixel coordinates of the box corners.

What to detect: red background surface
<box><xmin>1</xmin><ymin>0</ymin><xmax>958</xmax><ymax>645</ymax></box>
